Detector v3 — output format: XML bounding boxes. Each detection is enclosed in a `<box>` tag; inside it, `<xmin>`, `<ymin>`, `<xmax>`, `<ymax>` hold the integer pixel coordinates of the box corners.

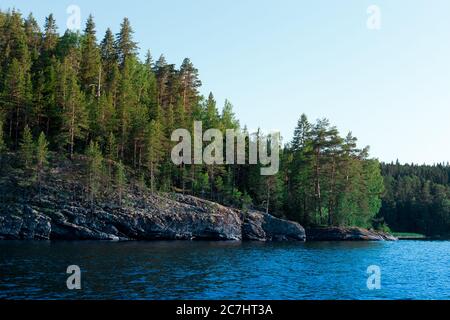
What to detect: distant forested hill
<box><xmin>377</xmin><ymin>162</ymin><xmax>450</xmax><ymax>236</ymax></box>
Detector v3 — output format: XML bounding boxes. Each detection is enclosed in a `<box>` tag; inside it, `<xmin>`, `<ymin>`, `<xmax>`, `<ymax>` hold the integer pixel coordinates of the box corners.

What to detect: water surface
<box><xmin>0</xmin><ymin>240</ymin><xmax>449</xmax><ymax>299</ymax></box>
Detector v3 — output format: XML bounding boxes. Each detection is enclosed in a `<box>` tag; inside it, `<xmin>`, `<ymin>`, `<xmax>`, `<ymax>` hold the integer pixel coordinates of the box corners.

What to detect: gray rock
<box><xmin>0</xmin><ymin>194</ymin><xmax>307</xmax><ymax>242</ymax></box>
<box><xmin>305</xmin><ymin>226</ymin><xmax>398</xmax><ymax>241</ymax></box>
<box><xmin>20</xmin><ymin>206</ymin><xmax>52</xmax><ymax>240</ymax></box>
<box><xmin>243</xmin><ymin>211</ymin><xmax>306</xmax><ymax>241</ymax></box>
<box><xmin>0</xmin><ymin>214</ymin><xmax>22</xmax><ymax>239</ymax></box>
<box><xmin>0</xmin><ymin>205</ymin><xmax>51</xmax><ymax>240</ymax></box>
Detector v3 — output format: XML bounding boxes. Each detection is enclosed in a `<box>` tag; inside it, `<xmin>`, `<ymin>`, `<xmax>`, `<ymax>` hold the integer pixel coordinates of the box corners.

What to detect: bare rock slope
<box><xmin>0</xmin><ymin>193</ymin><xmax>306</xmax><ymax>241</ymax></box>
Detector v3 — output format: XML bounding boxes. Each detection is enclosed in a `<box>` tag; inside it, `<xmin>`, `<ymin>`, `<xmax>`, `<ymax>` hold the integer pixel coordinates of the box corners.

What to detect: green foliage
<box><xmin>195</xmin><ymin>172</ymin><xmax>210</xmax><ymax>197</ymax></box>
<box><xmin>241</xmin><ymin>192</ymin><xmax>253</xmax><ymax>212</ymax></box>
<box><xmin>86</xmin><ymin>140</ymin><xmax>104</xmax><ymax>206</ymax></box>
<box><xmin>282</xmin><ymin>114</ymin><xmax>385</xmax><ymax>228</ymax></box>
<box><xmin>80</xmin><ymin>15</ymin><xmax>101</xmax><ymax>95</ymax></box>
<box><xmin>36</xmin><ymin>131</ymin><xmax>49</xmax><ymax>197</ymax></box>
<box><xmin>115</xmin><ymin>160</ymin><xmax>126</xmax><ymax>205</ymax></box>
<box><xmin>392</xmin><ymin>232</ymin><xmax>425</xmax><ymax>239</ymax></box>
<box><xmin>59</xmin><ymin>53</ymin><xmax>88</xmax><ymax>158</ymax></box>
<box><xmin>0</xmin><ymin>115</ymin><xmax>5</xmax><ymax>154</ymax></box>
<box><xmin>115</xmin><ymin>18</ymin><xmax>138</xmax><ymax>65</ymax></box>
<box><xmin>19</xmin><ymin>125</ymin><xmax>34</xmax><ymax>168</ymax></box>
<box><xmin>106</xmin><ymin>132</ymin><xmax>118</xmax><ymax>161</ymax></box>
<box><xmin>146</xmin><ymin>119</ymin><xmax>165</xmax><ymax>192</ymax></box>
<box><xmin>379</xmin><ymin>162</ymin><xmax>450</xmax><ymax>236</ymax></box>
<box><xmin>36</xmin><ymin>132</ymin><xmax>49</xmax><ymax>169</ymax></box>
<box><xmin>376</xmin><ymin>222</ymin><xmax>392</xmax><ymax>234</ymax></box>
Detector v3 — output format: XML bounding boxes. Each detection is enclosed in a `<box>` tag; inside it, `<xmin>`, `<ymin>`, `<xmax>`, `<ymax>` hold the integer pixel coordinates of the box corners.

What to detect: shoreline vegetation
<box><xmin>0</xmin><ymin>152</ymin><xmax>395</xmax><ymax>242</ymax></box>
<box><xmin>393</xmin><ymin>232</ymin><xmax>426</xmax><ymax>240</ymax></box>
<box><xmin>0</xmin><ymin>9</ymin><xmax>449</xmax><ymax>240</ymax></box>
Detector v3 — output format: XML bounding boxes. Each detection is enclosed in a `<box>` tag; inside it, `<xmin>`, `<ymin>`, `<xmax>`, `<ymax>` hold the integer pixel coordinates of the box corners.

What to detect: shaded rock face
<box><xmin>0</xmin><ymin>194</ymin><xmax>305</xmax><ymax>242</ymax></box>
<box><xmin>0</xmin><ymin>205</ymin><xmax>51</xmax><ymax>240</ymax></box>
<box><xmin>305</xmin><ymin>227</ymin><xmax>398</xmax><ymax>241</ymax></box>
<box><xmin>242</xmin><ymin>211</ymin><xmax>306</xmax><ymax>241</ymax></box>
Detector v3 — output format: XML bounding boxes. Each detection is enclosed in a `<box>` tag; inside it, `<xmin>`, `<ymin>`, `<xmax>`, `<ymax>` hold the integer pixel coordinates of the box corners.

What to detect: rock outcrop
<box><xmin>0</xmin><ymin>205</ymin><xmax>51</xmax><ymax>240</ymax></box>
<box><xmin>0</xmin><ymin>194</ymin><xmax>306</xmax><ymax>242</ymax></box>
<box><xmin>0</xmin><ymin>155</ymin><xmax>395</xmax><ymax>242</ymax></box>
<box><xmin>242</xmin><ymin>211</ymin><xmax>306</xmax><ymax>241</ymax></box>
<box><xmin>305</xmin><ymin>226</ymin><xmax>398</xmax><ymax>241</ymax></box>
<box><xmin>0</xmin><ymin>198</ymin><xmax>398</xmax><ymax>242</ymax></box>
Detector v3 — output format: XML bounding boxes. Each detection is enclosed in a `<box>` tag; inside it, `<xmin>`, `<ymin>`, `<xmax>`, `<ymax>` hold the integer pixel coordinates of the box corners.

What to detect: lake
<box><xmin>0</xmin><ymin>240</ymin><xmax>449</xmax><ymax>300</ymax></box>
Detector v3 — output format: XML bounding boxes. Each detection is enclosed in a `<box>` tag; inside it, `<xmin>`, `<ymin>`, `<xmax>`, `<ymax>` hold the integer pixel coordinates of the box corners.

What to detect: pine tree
<box><xmin>221</xmin><ymin>100</ymin><xmax>239</xmax><ymax>130</ymax></box>
<box><xmin>146</xmin><ymin>120</ymin><xmax>164</xmax><ymax>192</ymax></box>
<box><xmin>291</xmin><ymin>114</ymin><xmax>311</xmax><ymax>151</ymax></box>
<box><xmin>101</xmin><ymin>28</ymin><xmax>117</xmax><ymax>67</ymax></box>
<box><xmin>361</xmin><ymin>159</ymin><xmax>384</xmax><ymax>227</ymax></box>
<box><xmin>325</xmin><ymin>128</ymin><xmax>343</xmax><ymax>225</ymax></box>
<box><xmin>204</xmin><ymin>92</ymin><xmax>220</xmax><ymax>129</ymax></box>
<box><xmin>41</xmin><ymin>57</ymin><xmax>58</xmax><ymax>137</ymax></box>
<box><xmin>96</xmin><ymin>91</ymin><xmax>116</xmax><ymax>139</ymax></box>
<box><xmin>154</xmin><ymin>54</ymin><xmax>168</xmax><ymax>107</ymax></box>
<box><xmin>60</xmin><ymin>54</ymin><xmax>88</xmax><ymax>158</ymax></box>
<box><xmin>106</xmin><ymin>132</ymin><xmax>118</xmax><ymax>161</ymax></box>
<box><xmin>309</xmin><ymin>118</ymin><xmax>333</xmax><ymax>224</ymax></box>
<box><xmin>116</xmin><ymin>58</ymin><xmax>137</xmax><ymax>159</ymax></box>
<box><xmin>115</xmin><ymin>160</ymin><xmax>126</xmax><ymax>205</ymax></box>
<box><xmin>1</xmin><ymin>10</ymin><xmax>30</xmax><ymax>66</ymax></box>
<box><xmin>24</xmin><ymin>13</ymin><xmax>41</xmax><ymax>63</ymax></box>
<box><xmin>86</xmin><ymin>140</ymin><xmax>104</xmax><ymax>209</ymax></box>
<box><xmin>101</xmin><ymin>28</ymin><xmax>118</xmax><ymax>92</ymax></box>
<box><xmin>38</xmin><ymin>14</ymin><xmax>60</xmax><ymax>138</ymax></box>
<box><xmin>115</xmin><ymin>18</ymin><xmax>138</xmax><ymax>66</ymax></box>
<box><xmin>141</xmin><ymin>50</ymin><xmax>158</xmax><ymax>120</ymax></box>
<box><xmin>80</xmin><ymin>15</ymin><xmax>101</xmax><ymax>96</ymax></box>
<box><xmin>179</xmin><ymin>58</ymin><xmax>201</xmax><ymax>112</ymax></box>
<box><xmin>36</xmin><ymin>131</ymin><xmax>49</xmax><ymax>198</ymax></box>
<box><xmin>56</xmin><ymin>29</ymin><xmax>80</xmax><ymax>59</ymax></box>
<box><xmin>3</xmin><ymin>58</ymin><xmax>27</xmax><ymax>146</ymax></box>
<box><xmin>19</xmin><ymin>125</ymin><xmax>34</xmax><ymax>168</ymax></box>
<box><xmin>42</xmin><ymin>14</ymin><xmax>58</xmax><ymax>53</ymax></box>
<box><xmin>285</xmin><ymin>116</ymin><xmax>314</xmax><ymax>224</ymax></box>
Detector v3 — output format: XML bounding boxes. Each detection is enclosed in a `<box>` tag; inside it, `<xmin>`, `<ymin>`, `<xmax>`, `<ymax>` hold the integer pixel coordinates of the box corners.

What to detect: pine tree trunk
<box><xmin>328</xmin><ymin>159</ymin><xmax>336</xmax><ymax>225</ymax></box>
<box><xmin>70</xmin><ymin>100</ymin><xmax>75</xmax><ymax>159</ymax></box>
<box><xmin>315</xmin><ymin>150</ymin><xmax>322</xmax><ymax>223</ymax></box>
<box><xmin>150</xmin><ymin>162</ymin><xmax>154</xmax><ymax>192</ymax></box>
<box><xmin>181</xmin><ymin>163</ymin><xmax>185</xmax><ymax>194</ymax></box>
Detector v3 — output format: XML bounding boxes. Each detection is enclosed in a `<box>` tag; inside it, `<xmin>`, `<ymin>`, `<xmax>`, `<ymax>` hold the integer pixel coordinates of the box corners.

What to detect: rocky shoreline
<box><xmin>0</xmin><ymin>156</ymin><xmax>397</xmax><ymax>242</ymax></box>
<box><xmin>0</xmin><ymin>193</ymin><xmax>308</xmax><ymax>241</ymax></box>
<box><xmin>0</xmin><ymin>193</ymin><xmax>397</xmax><ymax>242</ymax></box>
<box><xmin>305</xmin><ymin>226</ymin><xmax>397</xmax><ymax>241</ymax></box>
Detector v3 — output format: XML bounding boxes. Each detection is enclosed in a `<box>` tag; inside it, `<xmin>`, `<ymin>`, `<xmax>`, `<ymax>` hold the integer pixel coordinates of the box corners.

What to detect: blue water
<box><xmin>0</xmin><ymin>241</ymin><xmax>449</xmax><ymax>300</ymax></box>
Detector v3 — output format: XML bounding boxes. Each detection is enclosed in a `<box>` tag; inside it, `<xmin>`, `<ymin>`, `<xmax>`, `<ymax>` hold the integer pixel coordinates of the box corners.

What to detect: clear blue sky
<box><xmin>2</xmin><ymin>0</ymin><xmax>450</xmax><ymax>164</ymax></box>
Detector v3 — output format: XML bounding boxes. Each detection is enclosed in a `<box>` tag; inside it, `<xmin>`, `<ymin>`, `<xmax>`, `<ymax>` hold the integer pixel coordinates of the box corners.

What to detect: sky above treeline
<box><xmin>1</xmin><ymin>0</ymin><xmax>450</xmax><ymax>165</ymax></box>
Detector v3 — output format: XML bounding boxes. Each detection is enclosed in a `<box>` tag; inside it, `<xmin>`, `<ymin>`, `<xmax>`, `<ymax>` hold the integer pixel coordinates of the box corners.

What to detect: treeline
<box><xmin>0</xmin><ymin>9</ymin><xmax>384</xmax><ymax>229</ymax></box>
<box><xmin>377</xmin><ymin>162</ymin><xmax>450</xmax><ymax>236</ymax></box>
<box><xmin>281</xmin><ymin>115</ymin><xmax>384</xmax><ymax>227</ymax></box>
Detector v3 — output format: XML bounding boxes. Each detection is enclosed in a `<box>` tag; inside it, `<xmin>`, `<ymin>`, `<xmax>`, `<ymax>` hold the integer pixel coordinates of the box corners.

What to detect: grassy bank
<box><xmin>392</xmin><ymin>232</ymin><xmax>426</xmax><ymax>239</ymax></box>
